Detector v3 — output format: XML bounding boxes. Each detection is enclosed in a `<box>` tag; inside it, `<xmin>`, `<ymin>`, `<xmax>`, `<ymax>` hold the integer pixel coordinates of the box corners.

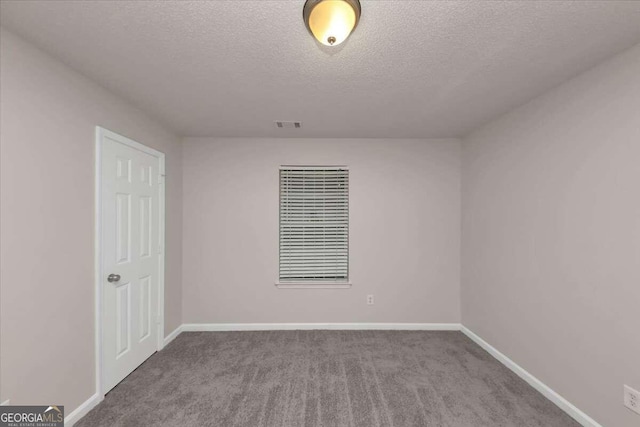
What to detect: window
<box><xmin>279</xmin><ymin>166</ymin><xmax>349</xmax><ymax>285</ymax></box>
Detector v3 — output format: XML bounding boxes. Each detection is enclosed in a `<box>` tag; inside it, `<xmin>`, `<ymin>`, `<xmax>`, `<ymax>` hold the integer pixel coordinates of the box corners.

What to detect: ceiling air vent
<box><xmin>275</xmin><ymin>121</ymin><xmax>302</xmax><ymax>129</ymax></box>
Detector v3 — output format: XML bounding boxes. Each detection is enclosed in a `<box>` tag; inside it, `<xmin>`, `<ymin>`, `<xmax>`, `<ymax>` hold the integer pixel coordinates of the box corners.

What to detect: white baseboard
<box><xmin>1</xmin><ymin>399</ymin><xmax>10</xmax><ymax>406</ymax></box>
<box><xmin>460</xmin><ymin>326</ymin><xmax>602</xmax><ymax>427</ymax></box>
<box><xmin>182</xmin><ymin>322</ymin><xmax>461</xmax><ymax>332</ymax></box>
<box><xmin>163</xmin><ymin>325</ymin><xmax>184</xmax><ymax>347</ymax></box>
<box><xmin>64</xmin><ymin>393</ymin><xmax>101</xmax><ymax>426</ymax></box>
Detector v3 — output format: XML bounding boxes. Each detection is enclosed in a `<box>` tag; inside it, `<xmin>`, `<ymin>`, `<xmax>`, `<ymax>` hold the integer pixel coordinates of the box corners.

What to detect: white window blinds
<box><xmin>279</xmin><ymin>167</ymin><xmax>349</xmax><ymax>283</ymax></box>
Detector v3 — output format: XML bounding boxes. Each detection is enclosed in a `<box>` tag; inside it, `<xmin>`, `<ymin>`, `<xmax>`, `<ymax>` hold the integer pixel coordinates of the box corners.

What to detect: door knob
<box><xmin>107</xmin><ymin>274</ymin><xmax>121</xmax><ymax>283</ymax></box>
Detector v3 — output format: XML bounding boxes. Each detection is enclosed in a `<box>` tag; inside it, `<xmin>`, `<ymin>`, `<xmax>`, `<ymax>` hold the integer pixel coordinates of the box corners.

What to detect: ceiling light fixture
<box><xmin>303</xmin><ymin>0</ymin><xmax>361</xmax><ymax>46</ymax></box>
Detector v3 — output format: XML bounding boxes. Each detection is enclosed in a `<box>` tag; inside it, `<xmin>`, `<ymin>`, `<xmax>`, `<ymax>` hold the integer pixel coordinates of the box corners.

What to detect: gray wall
<box><xmin>0</xmin><ymin>29</ymin><xmax>183</xmax><ymax>412</ymax></box>
<box><xmin>182</xmin><ymin>138</ymin><xmax>461</xmax><ymax>324</ymax></box>
<box><xmin>462</xmin><ymin>43</ymin><xmax>640</xmax><ymax>427</ymax></box>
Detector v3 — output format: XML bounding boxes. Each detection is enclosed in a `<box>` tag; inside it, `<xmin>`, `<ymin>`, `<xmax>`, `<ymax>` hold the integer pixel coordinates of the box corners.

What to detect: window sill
<box><xmin>275</xmin><ymin>282</ymin><xmax>352</xmax><ymax>289</ymax></box>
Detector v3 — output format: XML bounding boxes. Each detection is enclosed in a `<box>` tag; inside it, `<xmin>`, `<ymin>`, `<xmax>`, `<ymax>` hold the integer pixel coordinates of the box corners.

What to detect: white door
<box><xmin>98</xmin><ymin>128</ymin><xmax>164</xmax><ymax>393</ymax></box>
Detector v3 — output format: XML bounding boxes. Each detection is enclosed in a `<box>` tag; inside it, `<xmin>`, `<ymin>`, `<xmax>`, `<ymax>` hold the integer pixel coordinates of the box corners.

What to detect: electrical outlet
<box><xmin>624</xmin><ymin>385</ymin><xmax>640</xmax><ymax>415</ymax></box>
<box><xmin>367</xmin><ymin>295</ymin><xmax>374</xmax><ymax>305</ymax></box>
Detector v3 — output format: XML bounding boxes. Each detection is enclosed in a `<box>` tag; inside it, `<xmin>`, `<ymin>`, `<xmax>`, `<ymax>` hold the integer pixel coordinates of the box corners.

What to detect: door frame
<box><xmin>94</xmin><ymin>126</ymin><xmax>166</xmax><ymax>398</ymax></box>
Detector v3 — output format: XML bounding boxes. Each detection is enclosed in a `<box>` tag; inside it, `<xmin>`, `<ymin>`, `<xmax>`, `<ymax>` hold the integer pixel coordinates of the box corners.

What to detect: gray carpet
<box><xmin>77</xmin><ymin>331</ymin><xmax>579</xmax><ymax>426</ymax></box>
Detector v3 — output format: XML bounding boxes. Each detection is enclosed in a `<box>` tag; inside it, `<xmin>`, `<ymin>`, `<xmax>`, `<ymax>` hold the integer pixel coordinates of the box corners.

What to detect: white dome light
<box><xmin>303</xmin><ymin>0</ymin><xmax>361</xmax><ymax>46</ymax></box>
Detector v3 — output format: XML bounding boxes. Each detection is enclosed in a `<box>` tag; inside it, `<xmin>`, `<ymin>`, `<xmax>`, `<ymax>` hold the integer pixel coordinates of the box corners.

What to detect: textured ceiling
<box><xmin>1</xmin><ymin>1</ymin><xmax>640</xmax><ymax>138</ymax></box>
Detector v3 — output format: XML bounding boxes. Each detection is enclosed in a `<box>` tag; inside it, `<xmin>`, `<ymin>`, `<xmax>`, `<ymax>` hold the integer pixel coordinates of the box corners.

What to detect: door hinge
<box><xmin>158</xmin><ymin>174</ymin><xmax>165</xmax><ymax>185</ymax></box>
